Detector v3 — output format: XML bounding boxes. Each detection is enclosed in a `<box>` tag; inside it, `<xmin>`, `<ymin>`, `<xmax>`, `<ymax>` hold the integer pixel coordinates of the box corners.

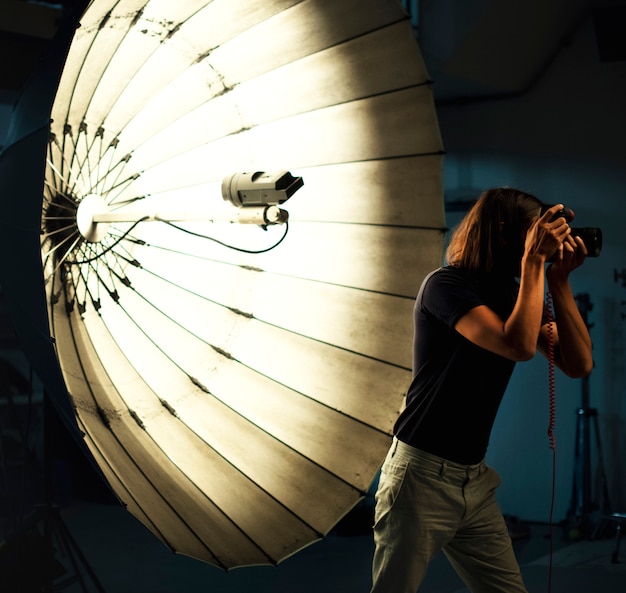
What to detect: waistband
<box><xmin>390</xmin><ymin>437</ymin><xmax>486</xmax><ymax>477</ymax></box>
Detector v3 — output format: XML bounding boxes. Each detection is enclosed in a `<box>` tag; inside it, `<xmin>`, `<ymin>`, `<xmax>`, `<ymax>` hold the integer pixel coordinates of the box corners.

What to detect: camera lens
<box><xmin>572</xmin><ymin>227</ymin><xmax>602</xmax><ymax>257</ymax></box>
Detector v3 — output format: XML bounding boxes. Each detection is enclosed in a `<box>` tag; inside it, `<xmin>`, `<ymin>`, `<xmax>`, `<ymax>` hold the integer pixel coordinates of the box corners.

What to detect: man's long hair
<box><xmin>446</xmin><ymin>187</ymin><xmax>543</xmax><ymax>276</ymax></box>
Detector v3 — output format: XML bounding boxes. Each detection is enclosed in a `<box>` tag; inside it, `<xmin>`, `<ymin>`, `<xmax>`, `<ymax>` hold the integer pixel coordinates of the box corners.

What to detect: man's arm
<box><xmin>455</xmin><ymin>204</ymin><xmax>570</xmax><ymax>361</ymax></box>
<box><xmin>537</xmin><ymin>235</ymin><xmax>593</xmax><ymax>378</ymax></box>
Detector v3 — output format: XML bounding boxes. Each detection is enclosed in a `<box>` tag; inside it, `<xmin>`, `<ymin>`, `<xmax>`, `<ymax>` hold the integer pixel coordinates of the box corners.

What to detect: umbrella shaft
<box><xmin>92</xmin><ymin>205</ymin><xmax>287</xmax><ymax>225</ymax></box>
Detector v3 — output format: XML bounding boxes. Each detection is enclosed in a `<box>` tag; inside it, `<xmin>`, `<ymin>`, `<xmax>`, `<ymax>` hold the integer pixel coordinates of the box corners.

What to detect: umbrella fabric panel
<box><xmin>66</xmin><ymin>86</ymin><xmax>442</xmax><ymax>230</ymax></box>
<box><xmin>285</xmin><ymin>157</ymin><xmax>445</xmax><ymax>228</ymax></box>
<box><xmin>242</xmin><ymin>224</ymin><xmax>446</xmax><ymax>300</ymax></box>
<box><xmin>195</xmin><ymin>360</ymin><xmax>394</xmax><ymax>492</ymax></box>
<box><xmin>66</xmin><ymin>153</ymin><xmax>445</xmax><ymax>248</ymax></box>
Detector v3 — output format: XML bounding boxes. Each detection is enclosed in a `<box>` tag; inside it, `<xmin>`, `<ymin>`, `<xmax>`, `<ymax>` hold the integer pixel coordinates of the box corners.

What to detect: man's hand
<box><xmin>524</xmin><ymin>203</ymin><xmax>571</xmax><ymax>263</ymax></box>
<box><xmin>547</xmin><ymin>234</ymin><xmax>587</xmax><ymax>283</ymax></box>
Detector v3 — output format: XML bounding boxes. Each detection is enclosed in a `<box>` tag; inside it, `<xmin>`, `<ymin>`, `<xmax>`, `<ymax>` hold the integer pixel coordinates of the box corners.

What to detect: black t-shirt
<box><xmin>394</xmin><ymin>266</ymin><xmax>520</xmax><ymax>464</ymax></box>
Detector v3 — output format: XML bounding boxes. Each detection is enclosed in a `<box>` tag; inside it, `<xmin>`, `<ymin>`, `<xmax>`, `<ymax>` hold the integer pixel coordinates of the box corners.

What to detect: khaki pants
<box><xmin>370</xmin><ymin>439</ymin><xmax>528</xmax><ymax>593</ymax></box>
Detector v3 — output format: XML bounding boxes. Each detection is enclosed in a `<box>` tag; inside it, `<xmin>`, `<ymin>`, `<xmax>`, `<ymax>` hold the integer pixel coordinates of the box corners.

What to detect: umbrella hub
<box><xmin>76</xmin><ymin>194</ymin><xmax>111</xmax><ymax>243</ymax></box>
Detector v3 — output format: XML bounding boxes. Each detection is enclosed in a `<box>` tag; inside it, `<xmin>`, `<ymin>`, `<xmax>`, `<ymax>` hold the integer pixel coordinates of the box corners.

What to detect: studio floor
<box><xmin>3</xmin><ymin>494</ymin><xmax>625</xmax><ymax>593</ymax></box>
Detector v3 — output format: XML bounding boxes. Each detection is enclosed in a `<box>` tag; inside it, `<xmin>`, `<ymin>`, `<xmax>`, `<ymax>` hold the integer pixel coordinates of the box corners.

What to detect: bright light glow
<box><xmin>37</xmin><ymin>0</ymin><xmax>445</xmax><ymax>569</ymax></box>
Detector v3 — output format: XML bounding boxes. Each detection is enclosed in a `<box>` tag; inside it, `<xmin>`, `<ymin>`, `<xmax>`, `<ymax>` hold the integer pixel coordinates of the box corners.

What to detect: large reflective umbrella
<box><xmin>0</xmin><ymin>0</ymin><xmax>444</xmax><ymax>569</ymax></box>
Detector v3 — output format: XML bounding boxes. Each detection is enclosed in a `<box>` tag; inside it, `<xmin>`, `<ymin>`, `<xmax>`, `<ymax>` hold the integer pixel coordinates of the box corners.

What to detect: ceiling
<box><xmin>0</xmin><ymin>0</ymin><xmax>623</xmax><ymax>103</ymax></box>
<box><xmin>418</xmin><ymin>0</ymin><xmax>596</xmax><ymax>102</ymax></box>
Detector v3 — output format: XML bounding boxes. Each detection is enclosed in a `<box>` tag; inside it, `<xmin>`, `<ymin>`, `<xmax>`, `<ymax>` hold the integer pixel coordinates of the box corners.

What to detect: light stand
<box><xmin>588</xmin><ymin>270</ymin><xmax>626</xmax><ymax>563</ymax></box>
<box><xmin>566</xmin><ymin>293</ymin><xmax>612</xmax><ymax>538</ymax></box>
<box><xmin>1</xmin><ymin>386</ymin><xmax>108</xmax><ymax>592</ymax></box>
<box><xmin>39</xmin><ymin>397</ymin><xmax>108</xmax><ymax>593</ymax></box>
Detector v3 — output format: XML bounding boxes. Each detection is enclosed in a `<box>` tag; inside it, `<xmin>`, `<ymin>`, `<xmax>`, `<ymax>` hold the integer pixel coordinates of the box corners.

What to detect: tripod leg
<box><xmin>39</xmin><ymin>505</ymin><xmax>107</xmax><ymax>593</ymax></box>
<box><xmin>51</xmin><ymin>507</ymin><xmax>108</xmax><ymax>593</ymax></box>
<box><xmin>567</xmin><ymin>410</ymin><xmax>587</xmax><ymax>537</ymax></box>
<box><xmin>612</xmin><ymin>520</ymin><xmax>623</xmax><ymax>564</ymax></box>
<box><xmin>591</xmin><ymin>413</ymin><xmax>612</xmax><ymax>515</ymax></box>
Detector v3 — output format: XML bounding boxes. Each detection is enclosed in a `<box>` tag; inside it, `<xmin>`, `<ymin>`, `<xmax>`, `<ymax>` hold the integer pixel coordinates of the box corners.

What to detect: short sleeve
<box><xmin>419</xmin><ymin>268</ymin><xmax>486</xmax><ymax>330</ymax></box>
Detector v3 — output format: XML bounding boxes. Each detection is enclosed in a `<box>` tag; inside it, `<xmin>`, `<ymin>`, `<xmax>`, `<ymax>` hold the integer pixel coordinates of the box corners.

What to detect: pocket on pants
<box><xmin>484</xmin><ymin>465</ymin><xmax>501</xmax><ymax>492</ymax></box>
<box><xmin>373</xmin><ymin>459</ymin><xmax>409</xmax><ymax>526</ymax></box>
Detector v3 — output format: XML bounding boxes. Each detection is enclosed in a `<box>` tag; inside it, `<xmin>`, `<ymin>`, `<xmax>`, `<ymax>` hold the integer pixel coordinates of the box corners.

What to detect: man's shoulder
<box><xmin>423</xmin><ymin>265</ymin><xmax>469</xmax><ymax>288</ymax></box>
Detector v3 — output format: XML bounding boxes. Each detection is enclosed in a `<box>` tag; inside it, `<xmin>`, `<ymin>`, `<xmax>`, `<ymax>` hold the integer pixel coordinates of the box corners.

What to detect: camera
<box><xmin>540</xmin><ymin>204</ymin><xmax>602</xmax><ymax>257</ymax></box>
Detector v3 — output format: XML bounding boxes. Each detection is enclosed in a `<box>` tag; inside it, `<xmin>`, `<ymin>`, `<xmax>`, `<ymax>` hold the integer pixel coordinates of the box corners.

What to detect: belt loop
<box><xmin>390</xmin><ymin>437</ymin><xmax>398</xmax><ymax>458</ymax></box>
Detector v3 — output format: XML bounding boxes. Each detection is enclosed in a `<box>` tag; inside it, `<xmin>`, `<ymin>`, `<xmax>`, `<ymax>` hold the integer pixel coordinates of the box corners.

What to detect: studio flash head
<box><xmin>222</xmin><ymin>171</ymin><xmax>304</xmax><ymax>208</ymax></box>
<box><xmin>541</xmin><ymin>204</ymin><xmax>602</xmax><ymax>257</ymax></box>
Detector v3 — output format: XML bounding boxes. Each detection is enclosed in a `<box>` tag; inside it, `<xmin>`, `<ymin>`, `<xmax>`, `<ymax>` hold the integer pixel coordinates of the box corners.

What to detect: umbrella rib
<box><xmin>284</xmin><ymin>148</ymin><xmax>447</xmax><ymax>172</ymax></box>
<box><xmin>309</xmin><ymin>12</ymin><xmax>412</xmax><ymax>57</ymax></box>
<box><xmin>42</xmin><ymin>235</ymin><xmax>82</xmax><ymax>277</ymax></box>
<box><xmin>63</xmin><ymin>8</ymin><xmax>139</xmax><ymax>129</ymax></box>
<box><xmin>65</xmin><ymin>124</ymin><xmax>86</xmax><ymax>196</ymax></box>
<box><xmin>71</xmin><ymin>123</ymin><xmax>101</xmax><ymax>196</ymax></box>
<box><xmin>41</xmin><ymin>235</ymin><xmax>79</xmax><ymax>275</ymax></box>
<box><xmin>47</xmin><ymin>135</ymin><xmax>64</xmax><ymax>195</ymax></box>
<box><xmin>55</xmin><ymin>121</ymin><xmax>136</xmax><ymax>203</ymax></box>
<box><xmin>40</xmin><ymin>222</ymin><xmax>79</xmax><ymax>240</ymax></box>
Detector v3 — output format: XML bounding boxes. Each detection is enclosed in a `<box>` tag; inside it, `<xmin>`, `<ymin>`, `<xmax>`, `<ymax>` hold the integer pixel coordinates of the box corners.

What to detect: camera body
<box><xmin>540</xmin><ymin>204</ymin><xmax>602</xmax><ymax>257</ymax></box>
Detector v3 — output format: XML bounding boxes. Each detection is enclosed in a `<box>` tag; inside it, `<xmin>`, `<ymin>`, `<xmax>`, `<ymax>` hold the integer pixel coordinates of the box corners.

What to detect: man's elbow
<box><xmin>510</xmin><ymin>345</ymin><xmax>536</xmax><ymax>362</ymax></box>
<box><xmin>559</xmin><ymin>352</ymin><xmax>594</xmax><ymax>378</ymax></box>
<box><xmin>510</xmin><ymin>337</ymin><xmax>538</xmax><ymax>362</ymax></box>
<box><xmin>565</xmin><ymin>360</ymin><xmax>594</xmax><ymax>379</ymax></box>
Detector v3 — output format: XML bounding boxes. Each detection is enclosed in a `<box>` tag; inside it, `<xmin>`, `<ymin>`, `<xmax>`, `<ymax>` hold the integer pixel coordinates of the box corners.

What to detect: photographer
<box><xmin>370</xmin><ymin>187</ymin><xmax>593</xmax><ymax>593</ymax></box>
